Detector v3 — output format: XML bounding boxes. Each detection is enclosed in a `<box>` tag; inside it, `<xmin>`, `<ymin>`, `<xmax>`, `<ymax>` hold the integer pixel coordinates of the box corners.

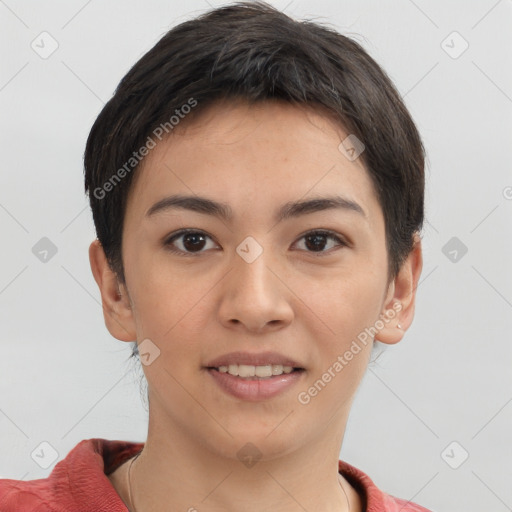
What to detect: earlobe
<box><xmin>88</xmin><ymin>239</ymin><xmax>137</xmax><ymax>342</ymax></box>
<box><xmin>374</xmin><ymin>233</ymin><xmax>423</xmax><ymax>345</ymax></box>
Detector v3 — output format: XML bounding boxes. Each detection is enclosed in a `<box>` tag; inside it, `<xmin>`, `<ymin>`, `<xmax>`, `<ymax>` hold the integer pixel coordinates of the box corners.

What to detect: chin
<box><xmin>213</xmin><ymin>425</ymin><xmax>304</xmax><ymax>459</ymax></box>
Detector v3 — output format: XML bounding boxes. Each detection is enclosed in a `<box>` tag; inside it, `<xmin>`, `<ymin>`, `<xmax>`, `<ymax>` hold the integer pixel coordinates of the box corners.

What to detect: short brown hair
<box><xmin>84</xmin><ymin>0</ymin><xmax>424</xmax><ymax>286</ymax></box>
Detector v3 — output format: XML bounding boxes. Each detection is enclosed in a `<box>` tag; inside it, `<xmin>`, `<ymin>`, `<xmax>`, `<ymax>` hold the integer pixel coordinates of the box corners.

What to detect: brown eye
<box><xmin>164</xmin><ymin>230</ymin><xmax>217</xmax><ymax>255</ymax></box>
<box><xmin>294</xmin><ymin>230</ymin><xmax>346</xmax><ymax>255</ymax></box>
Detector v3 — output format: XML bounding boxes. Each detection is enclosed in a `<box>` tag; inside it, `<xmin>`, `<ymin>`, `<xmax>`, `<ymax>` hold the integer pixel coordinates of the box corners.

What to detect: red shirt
<box><xmin>0</xmin><ymin>438</ymin><xmax>432</xmax><ymax>511</ymax></box>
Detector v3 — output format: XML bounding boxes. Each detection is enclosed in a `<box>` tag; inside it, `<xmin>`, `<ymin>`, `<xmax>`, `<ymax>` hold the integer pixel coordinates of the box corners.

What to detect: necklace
<box><xmin>127</xmin><ymin>452</ymin><xmax>141</xmax><ymax>512</ymax></box>
<box><xmin>126</xmin><ymin>454</ymin><xmax>350</xmax><ymax>511</ymax></box>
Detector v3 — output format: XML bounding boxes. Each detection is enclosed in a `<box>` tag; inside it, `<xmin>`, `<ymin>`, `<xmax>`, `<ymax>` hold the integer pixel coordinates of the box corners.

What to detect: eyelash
<box><xmin>163</xmin><ymin>229</ymin><xmax>348</xmax><ymax>257</ymax></box>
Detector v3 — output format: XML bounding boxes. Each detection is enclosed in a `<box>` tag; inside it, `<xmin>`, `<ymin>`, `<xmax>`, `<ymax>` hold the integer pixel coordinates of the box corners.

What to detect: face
<box><xmin>101</xmin><ymin>100</ymin><xmax>408</xmax><ymax>460</ymax></box>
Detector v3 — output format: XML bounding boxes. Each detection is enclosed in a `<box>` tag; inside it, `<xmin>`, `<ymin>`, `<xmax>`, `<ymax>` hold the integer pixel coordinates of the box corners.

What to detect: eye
<box><xmin>293</xmin><ymin>230</ymin><xmax>347</xmax><ymax>255</ymax></box>
<box><xmin>164</xmin><ymin>229</ymin><xmax>218</xmax><ymax>256</ymax></box>
<box><xmin>163</xmin><ymin>229</ymin><xmax>347</xmax><ymax>256</ymax></box>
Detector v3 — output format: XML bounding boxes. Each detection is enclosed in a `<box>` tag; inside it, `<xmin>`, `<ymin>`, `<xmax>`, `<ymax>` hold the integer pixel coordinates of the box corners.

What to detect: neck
<box><xmin>124</xmin><ymin>414</ymin><xmax>362</xmax><ymax>512</ymax></box>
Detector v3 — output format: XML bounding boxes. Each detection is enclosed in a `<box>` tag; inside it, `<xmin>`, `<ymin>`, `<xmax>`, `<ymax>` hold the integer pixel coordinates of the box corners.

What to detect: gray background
<box><xmin>1</xmin><ymin>1</ymin><xmax>511</xmax><ymax>510</ymax></box>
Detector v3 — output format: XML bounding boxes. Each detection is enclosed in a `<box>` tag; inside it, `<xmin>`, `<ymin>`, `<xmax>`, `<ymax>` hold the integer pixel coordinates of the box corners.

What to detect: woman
<box><xmin>0</xmin><ymin>2</ymin><xmax>430</xmax><ymax>510</ymax></box>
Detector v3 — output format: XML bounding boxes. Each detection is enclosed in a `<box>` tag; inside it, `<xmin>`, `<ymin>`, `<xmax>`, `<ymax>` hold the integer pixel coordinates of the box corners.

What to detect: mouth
<box><xmin>205</xmin><ymin>366</ymin><xmax>306</xmax><ymax>401</ymax></box>
<box><xmin>203</xmin><ymin>351</ymin><xmax>306</xmax><ymax>400</ymax></box>
<box><xmin>205</xmin><ymin>364</ymin><xmax>305</xmax><ymax>380</ymax></box>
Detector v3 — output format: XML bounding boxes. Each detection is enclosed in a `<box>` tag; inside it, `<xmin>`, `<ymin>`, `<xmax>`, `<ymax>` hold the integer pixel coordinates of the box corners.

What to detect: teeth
<box><xmin>217</xmin><ymin>364</ymin><xmax>295</xmax><ymax>378</ymax></box>
<box><xmin>271</xmin><ymin>365</ymin><xmax>284</xmax><ymax>376</ymax></box>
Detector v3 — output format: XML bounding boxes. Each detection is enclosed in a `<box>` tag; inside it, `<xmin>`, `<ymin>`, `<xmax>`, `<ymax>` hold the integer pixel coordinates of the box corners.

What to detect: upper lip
<box><xmin>205</xmin><ymin>351</ymin><xmax>304</xmax><ymax>369</ymax></box>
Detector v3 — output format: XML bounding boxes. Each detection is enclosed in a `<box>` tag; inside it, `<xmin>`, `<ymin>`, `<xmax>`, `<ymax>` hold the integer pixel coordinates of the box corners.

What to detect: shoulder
<box><xmin>0</xmin><ymin>438</ymin><xmax>143</xmax><ymax>512</ymax></box>
<box><xmin>339</xmin><ymin>459</ymin><xmax>433</xmax><ymax>512</ymax></box>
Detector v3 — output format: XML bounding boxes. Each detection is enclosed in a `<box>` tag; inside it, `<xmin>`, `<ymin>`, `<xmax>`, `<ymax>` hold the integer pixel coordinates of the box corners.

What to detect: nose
<box><xmin>217</xmin><ymin>245</ymin><xmax>294</xmax><ymax>333</ymax></box>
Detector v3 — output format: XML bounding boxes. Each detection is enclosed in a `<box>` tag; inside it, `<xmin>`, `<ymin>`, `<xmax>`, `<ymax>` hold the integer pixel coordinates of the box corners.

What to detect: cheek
<box><xmin>295</xmin><ymin>274</ymin><xmax>383</xmax><ymax>409</ymax></box>
<box><xmin>298</xmin><ymin>268</ymin><xmax>386</xmax><ymax>339</ymax></box>
<box><xmin>127</xmin><ymin>253</ymin><xmax>218</xmax><ymax>347</ymax></box>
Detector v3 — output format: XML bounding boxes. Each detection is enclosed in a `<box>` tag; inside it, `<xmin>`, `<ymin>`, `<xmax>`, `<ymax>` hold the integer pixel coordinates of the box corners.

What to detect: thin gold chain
<box><xmin>127</xmin><ymin>452</ymin><xmax>141</xmax><ymax>512</ymax></box>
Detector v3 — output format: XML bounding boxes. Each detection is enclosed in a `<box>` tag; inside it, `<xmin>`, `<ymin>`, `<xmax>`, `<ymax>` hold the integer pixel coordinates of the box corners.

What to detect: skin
<box><xmin>90</xmin><ymin>99</ymin><xmax>423</xmax><ymax>512</ymax></box>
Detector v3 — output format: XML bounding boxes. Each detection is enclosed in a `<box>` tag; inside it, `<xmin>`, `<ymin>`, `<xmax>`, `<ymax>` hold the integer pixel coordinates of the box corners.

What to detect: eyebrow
<box><xmin>145</xmin><ymin>194</ymin><xmax>367</xmax><ymax>223</ymax></box>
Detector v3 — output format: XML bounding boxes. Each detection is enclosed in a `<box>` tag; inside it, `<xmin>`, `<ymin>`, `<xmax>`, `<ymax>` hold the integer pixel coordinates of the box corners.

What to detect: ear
<box><xmin>374</xmin><ymin>232</ymin><xmax>423</xmax><ymax>345</ymax></box>
<box><xmin>89</xmin><ymin>239</ymin><xmax>137</xmax><ymax>342</ymax></box>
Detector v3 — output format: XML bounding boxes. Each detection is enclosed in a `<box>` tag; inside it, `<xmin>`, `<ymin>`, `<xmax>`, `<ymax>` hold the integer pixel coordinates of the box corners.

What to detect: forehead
<box><xmin>124</xmin><ymin>100</ymin><xmax>382</xmax><ymax>229</ymax></box>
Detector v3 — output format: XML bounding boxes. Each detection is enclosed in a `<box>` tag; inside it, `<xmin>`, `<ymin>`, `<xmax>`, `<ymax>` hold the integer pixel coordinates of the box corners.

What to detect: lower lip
<box><xmin>206</xmin><ymin>368</ymin><xmax>305</xmax><ymax>401</ymax></box>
